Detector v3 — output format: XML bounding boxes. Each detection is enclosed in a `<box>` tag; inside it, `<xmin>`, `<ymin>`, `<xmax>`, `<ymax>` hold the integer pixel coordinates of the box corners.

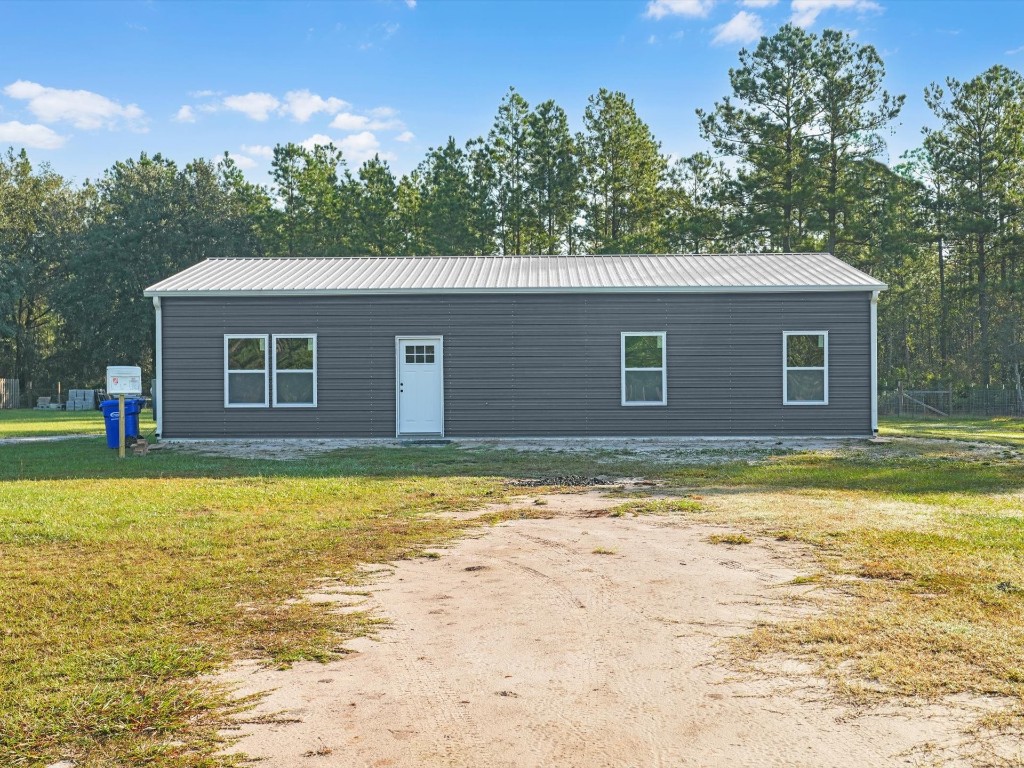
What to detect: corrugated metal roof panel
<box><xmin>144</xmin><ymin>253</ymin><xmax>887</xmax><ymax>296</ymax></box>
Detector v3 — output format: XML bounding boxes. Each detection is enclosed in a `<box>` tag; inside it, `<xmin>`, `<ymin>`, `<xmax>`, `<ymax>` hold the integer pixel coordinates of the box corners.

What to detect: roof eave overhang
<box><xmin>144</xmin><ymin>284</ymin><xmax>887</xmax><ymax>298</ymax></box>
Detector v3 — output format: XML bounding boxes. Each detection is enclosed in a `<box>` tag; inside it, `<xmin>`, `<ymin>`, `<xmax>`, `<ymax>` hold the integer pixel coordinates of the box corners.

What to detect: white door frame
<box><xmin>395</xmin><ymin>335</ymin><xmax>444</xmax><ymax>437</ymax></box>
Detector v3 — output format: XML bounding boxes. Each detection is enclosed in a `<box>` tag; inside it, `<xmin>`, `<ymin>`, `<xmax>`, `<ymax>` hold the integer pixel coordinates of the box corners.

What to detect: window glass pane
<box><xmin>787</xmin><ymin>370</ymin><xmax>825</xmax><ymax>402</ymax></box>
<box><xmin>625</xmin><ymin>370</ymin><xmax>664</xmax><ymax>403</ymax></box>
<box><xmin>276</xmin><ymin>372</ymin><xmax>314</xmax><ymax>404</ymax></box>
<box><xmin>228</xmin><ymin>372</ymin><xmax>265</xmax><ymax>404</ymax></box>
<box><xmin>624</xmin><ymin>335</ymin><xmax>664</xmax><ymax>368</ymax></box>
<box><xmin>276</xmin><ymin>337</ymin><xmax>314</xmax><ymax>370</ymax></box>
<box><xmin>786</xmin><ymin>334</ymin><xmax>825</xmax><ymax>367</ymax></box>
<box><xmin>404</xmin><ymin>344</ymin><xmax>436</xmax><ymax>364</ymax></box>
<box><xmin>228</xmin><ymin>338</ymin><xmax>265</xmax><ymax>370</ymax></box>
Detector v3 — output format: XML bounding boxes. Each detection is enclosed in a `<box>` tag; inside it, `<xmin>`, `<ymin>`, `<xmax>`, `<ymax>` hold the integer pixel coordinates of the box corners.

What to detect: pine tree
<box><xmin>485</xmin><ymin>88</ymin><xmax>533</xmax><ymax>255</ymax></box>
<box><xmin>525</xmin><ymin>99</ymin><xmax>580</xmax><ymax>254</ymax></box>
<box><xmin>924</xmin><ymin>66</ymin><xmax>1024</xmax><ymax>386</ymax></box>
<box><xmin>266</xmin><ymin>142</ymin><xmax>359</xmax><ymax>257</ymax></box>
<box><xmin>580</xmin><ymin>88</ymin><xmax>666</xmax><ymax>253</ymax></box>
<box><xmin>417</xmin><ymin>138</ymin><xmax>495</xmax><ymax>255</ymax></box>
<box><xmin>697</xmin><ymin>24</ymin><xmax>818</xmax><ymax>252</ymax></box>
<box><xmin>355</xmin><ymin>156</ymin><xmax>402</xmax><ymax>256</ymax></box>
<box><xmin>812</xmin><ymin>29</ymin><xmax>904</xmax><ymax>255</ymax></box>
<box><xmin>662</xmin><ymin>153</ymin><xmax>733</xmax><ymax>253</ymax></box>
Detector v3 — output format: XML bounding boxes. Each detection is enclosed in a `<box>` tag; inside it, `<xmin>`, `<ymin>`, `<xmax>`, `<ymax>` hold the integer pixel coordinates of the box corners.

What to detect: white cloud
<box><xmin>790</xmin><ymin>0</ymin><xmax>881</xmax><ymax>28</ymax></box>
<box><xmin>299</xmin><ymin>133</ymin><xmax>336</xmax><ymax>152</ymax></box>
<box><xmin>644</xmin><ymin>0</ymin><xmax>714</xmax><ymax>19</ymax></box>
<box><xmin>712</xmin><ymin>10</ymin><xmax>764</xmax><ymax>44</ymax></box>
<box><xmin>3</xmin><ymin>80</ymin><xmax>145</xmax><ymax>130</ymax></box>
<box><xmin>222</xmin><ymin>92</ymin><xmax>280</xmax><ymax>121</ymax></box>
<box><xmin>197</xmin><ymin>90</ymin><xmax>408</xmax><ymax>140</ymax></box>
<box><xmin>280</xmin><ymin>89</ymin><xmax>349</xmax><ymax>122</ymax></box>
<box><xmin>329</xmin><ymin>109</ymin><xmax>404</xmax><ymax>131</ymax></box>
<box><xmin>329</xmin><ymin>112</ymin><xmax>370</xmax><ymax>131</ymax></box>
<box><xmin>1007</xmin><ymin>44</ymin><xmax>1024</xmax><ymax>55</ymax></box>
<box><xmin>335</xmin><ymin>131</ymin><xmax>397</xmax><ymax>164</ymax></box>
<box><xmin>190</xmin><ymin>89</ymin><xmax>219</xmax><ymax>98</ymax></box>
<box><xmin>241</xmin><ymin>143</ymin><xmax>274</xmax><ymax>158</ymax></box>
<box><xmin>174</xmin><ymin>105</ymin><xmax>196</xmax><ymax>123</ymax></box>
<box><xmin>338</xmin><ymin>131</ymin><xmax>381</xmax><ymax>163</ymax></box>
<box><xmin>0</xmin><ymin>120</ymin><xmax>66</xmax><ymax>149</ymax></box>
<box><xmin>740</xmin><ymin>0</ymin><xmax>777</xmax><ymax>6</ymax></box>
<box><xmin>395</xmin><ymin>130</ymin><xmax>415</xmax><ymax>142</ymax></box>
<box><xmin>296</xmin><ymin>133</ymin><xmax>396</xmax><ymax>164</ymax></box>
<box><xmin>405</xmin><ymin>0</ymin><xmax>416</xmax><ymax>7</ymax></box>
<box><xmin>226</xmin><ymin>152</ymin><xmax>257</xmax><ymax>170</ymax></box>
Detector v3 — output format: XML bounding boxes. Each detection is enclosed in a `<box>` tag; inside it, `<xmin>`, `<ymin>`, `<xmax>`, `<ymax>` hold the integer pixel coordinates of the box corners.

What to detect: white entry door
<box><xmin>396</xmin><ymin>337</ymin><xmax>444</xmax><ymax>436</ymax></box>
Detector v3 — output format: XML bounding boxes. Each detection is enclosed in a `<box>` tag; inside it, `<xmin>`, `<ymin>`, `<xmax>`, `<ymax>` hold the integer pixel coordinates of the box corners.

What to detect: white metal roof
<box><xmin>144</xmin><ymin>253</ymin><xmax>887</xmax><ymax>296</ymax></box>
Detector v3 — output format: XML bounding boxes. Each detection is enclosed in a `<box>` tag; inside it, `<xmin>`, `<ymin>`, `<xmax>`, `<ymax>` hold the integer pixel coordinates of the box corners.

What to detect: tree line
<box><xmin>2</xmin><ymin>24</ymin><xmax>1023</xmax><ymax>397</ymax></box>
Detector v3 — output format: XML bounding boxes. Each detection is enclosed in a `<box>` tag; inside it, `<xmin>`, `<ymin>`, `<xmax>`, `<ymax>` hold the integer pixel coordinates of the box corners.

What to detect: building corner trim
<box><xmin>154</xmin><ymin>296</ymin><xmax>163</xmax><ymax>439</ymax></box>
<box><xmin>870</xmin><ymin>290</ymin><xmax>879</xmax><ymax>434</ymax></box>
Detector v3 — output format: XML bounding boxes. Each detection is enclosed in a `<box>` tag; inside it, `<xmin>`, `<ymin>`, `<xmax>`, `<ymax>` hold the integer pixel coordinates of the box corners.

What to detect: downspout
<box><xmin>870</xmin><ymin>290</ymin><xmax>879</xmax><ymax>435</ymax></box>
<box><xmin>153</xmin><ymin>296</ymin><xmax>163</xmax><ymax>439</ymax></box>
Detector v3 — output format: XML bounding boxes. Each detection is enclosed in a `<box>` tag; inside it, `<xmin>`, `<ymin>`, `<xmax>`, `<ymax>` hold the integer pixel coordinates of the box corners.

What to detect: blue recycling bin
<box><xmin>100</xmin><ymin>398</ymin><xmax>144</xmax><ymax>449</ymax></box>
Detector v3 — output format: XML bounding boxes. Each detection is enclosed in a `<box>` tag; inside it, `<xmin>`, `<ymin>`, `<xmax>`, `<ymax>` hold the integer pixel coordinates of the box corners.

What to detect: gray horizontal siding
<box><xmin>160</xmin><ymin>292</ymin><xmax>872</xmax><ymax>438</ymax></box>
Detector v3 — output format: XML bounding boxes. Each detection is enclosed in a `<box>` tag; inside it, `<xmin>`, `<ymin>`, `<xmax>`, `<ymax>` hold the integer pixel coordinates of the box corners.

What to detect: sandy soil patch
<box><xmin>219</xmin><ymin>491</ymin><xmax>984</xmax><ymax>767</ymax></box>
<box><xmin>165</xmin><ymin>434</ymin><xmax>1017</xmax><ymax>463</ymax></box>
<box><xmin>165</xmin><ymin>434</ymin><xmax>833</xmax><ymax>463</ymax></box>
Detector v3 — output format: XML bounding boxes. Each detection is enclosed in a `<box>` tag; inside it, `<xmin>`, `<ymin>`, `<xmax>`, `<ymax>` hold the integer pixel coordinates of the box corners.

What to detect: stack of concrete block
<box><xmin>66</xmin><ymin>389</ymin><xmax>96</xmax><ymax>411</ymax></box>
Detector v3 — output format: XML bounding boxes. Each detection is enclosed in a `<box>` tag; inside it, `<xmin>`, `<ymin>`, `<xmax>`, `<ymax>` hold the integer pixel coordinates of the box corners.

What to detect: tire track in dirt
<box><xmin>505</xmin><ymin>526</ymin><xmax>762</xmax><ymax>768</ymax></box>
<box><xmin>219</xmin><ymin>505</ymin><xmax>1000</xmax><ymax>767</ymax></box>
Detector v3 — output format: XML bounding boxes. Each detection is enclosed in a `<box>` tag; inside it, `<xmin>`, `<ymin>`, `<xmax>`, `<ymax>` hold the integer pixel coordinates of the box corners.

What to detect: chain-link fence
<box><xmin>879</xmin><ymin>387</ymin><xmax>1024</xmax><ymax>418</ymax></box>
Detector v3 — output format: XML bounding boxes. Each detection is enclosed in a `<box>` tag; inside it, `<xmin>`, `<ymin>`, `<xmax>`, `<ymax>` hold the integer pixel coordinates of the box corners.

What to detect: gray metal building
<box><xmin>143</xmin><ymin>254</ymin><xmax>886</xmax><ymax>439</ymax></box>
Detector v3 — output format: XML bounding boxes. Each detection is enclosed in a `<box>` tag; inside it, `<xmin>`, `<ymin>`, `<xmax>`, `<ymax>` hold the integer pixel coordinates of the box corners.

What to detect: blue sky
<box><xmin>1</xmin><ymin>0</ymin><xmax>1022</xmax><ymax>186</ymax></box>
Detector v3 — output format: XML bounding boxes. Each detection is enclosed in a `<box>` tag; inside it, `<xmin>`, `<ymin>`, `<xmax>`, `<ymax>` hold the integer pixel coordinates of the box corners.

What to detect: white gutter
<box><xmin>870</xmin><ymin>290</ymin><xmax>879</xmax><ymax>434</ymax></box>
<box><xmin>153</xmin><ymin>296</ymin><xmax>163</xmax><ymax>439</ymax></box>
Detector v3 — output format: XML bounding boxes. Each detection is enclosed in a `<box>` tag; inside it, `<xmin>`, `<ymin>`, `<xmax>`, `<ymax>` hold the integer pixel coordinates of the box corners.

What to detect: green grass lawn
<box><xmin>0</xmin><ymin>409</ymin><xmax>157</xmax><ymax>439</ymax></box>
<box><xmin>881</xmin><ymin>415</ymin><xmax>1024</xmax><ymax>448</ymax></box>
<box><xmin>1</xmin><ymin>421</ymin><xmax>1022</xmax><ymax>766</ymax></box>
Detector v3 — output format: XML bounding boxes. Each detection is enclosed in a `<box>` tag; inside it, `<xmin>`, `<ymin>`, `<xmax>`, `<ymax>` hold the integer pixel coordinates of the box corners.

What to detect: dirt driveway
<box><xmin>221</xmin><ymin>492</ymin><xmax>979</xmax><ymax>767</ymax></box>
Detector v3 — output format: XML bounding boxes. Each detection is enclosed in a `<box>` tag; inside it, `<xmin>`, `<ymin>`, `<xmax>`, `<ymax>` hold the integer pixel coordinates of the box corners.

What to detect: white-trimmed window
<box><xmin>273</xmin><ymin>334</ymin><xmax>317</xmax><ymax>407</ymax></box>
<box><xmin>783</xmin><ymin>331</ymin><xmax>828</xmax><ymax>405</ymax></box>
<box><xmin>621</xmin><ymin>332</ymin><xmax>667</xmax><ymax>406</ymax></box>
<box><xmin>225</xmin><ymin>335</ymin><xmax>269</xmax><ymax>407</ymax></box>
